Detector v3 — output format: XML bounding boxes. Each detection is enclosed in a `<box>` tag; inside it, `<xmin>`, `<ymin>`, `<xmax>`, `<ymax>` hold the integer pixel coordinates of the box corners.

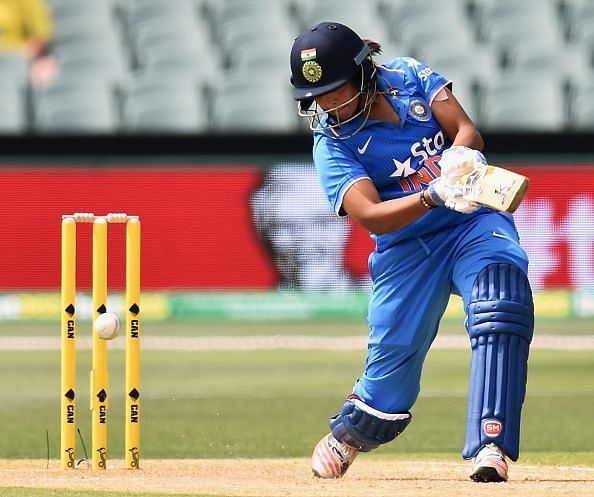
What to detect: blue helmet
<box><xmin>290</xmin><ymin>22</ymin><xmax>371</xmax><ymax>101</ymax></box>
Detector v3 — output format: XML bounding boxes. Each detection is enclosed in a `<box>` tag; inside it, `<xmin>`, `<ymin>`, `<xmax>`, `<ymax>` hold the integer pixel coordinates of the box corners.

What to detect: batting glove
<box><xmin>426</xmin><ymin>178</ymin><xmax>481</xmax><ymax>214</ymax></box>
<box><xmin>439</xmin><ymin>145</ymin><xmax>487</xmax><ymax>185</ymax></box>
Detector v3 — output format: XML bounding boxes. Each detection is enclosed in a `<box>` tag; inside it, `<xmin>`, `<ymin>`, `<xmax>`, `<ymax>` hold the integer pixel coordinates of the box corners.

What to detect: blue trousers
<box><xmin>354</xmin><ymin>211</ymin><xmax>529</xmax><ymax>415</ymax></box>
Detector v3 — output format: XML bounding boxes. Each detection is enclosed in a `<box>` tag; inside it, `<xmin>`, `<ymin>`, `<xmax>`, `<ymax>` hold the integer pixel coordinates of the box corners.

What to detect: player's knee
<box><xmin>329</xmin><ymin>397</ymin><xmax>411</xmax><ymax>452</ymax></box>
<box><xmin>467</xmin><ymin>263</ymin><xmax>534</xmax><ymax>343</ymax></box>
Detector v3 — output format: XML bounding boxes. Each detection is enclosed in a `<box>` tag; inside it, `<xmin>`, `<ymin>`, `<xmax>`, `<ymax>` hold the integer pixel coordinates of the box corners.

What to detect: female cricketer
<box><xmin>289</xmin><ymin>22</ymin><xmax>534</xmax><ymax>483</ymax></box>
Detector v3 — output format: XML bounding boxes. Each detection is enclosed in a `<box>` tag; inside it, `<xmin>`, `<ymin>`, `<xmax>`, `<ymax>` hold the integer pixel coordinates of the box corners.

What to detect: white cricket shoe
<box><xmin>470</xmin><ymin>443</ymin><xmax>509</xmax><ymax>482</ymax></box>
<box><xmin>311</xmin><ymin>433</ymin><xmax>358</xmax><ymax>478</ymax></box>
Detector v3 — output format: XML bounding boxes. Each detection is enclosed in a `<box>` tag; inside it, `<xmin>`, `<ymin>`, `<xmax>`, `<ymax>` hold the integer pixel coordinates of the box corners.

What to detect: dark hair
<box><xmin>362</xmin><ymin>40</ymin><xmax>382</xmax><ymax>57</ymax></box>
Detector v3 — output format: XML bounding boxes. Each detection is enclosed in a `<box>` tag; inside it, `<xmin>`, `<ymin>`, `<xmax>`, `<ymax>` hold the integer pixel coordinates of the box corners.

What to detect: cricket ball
<box><xmin>95</xmin><ymin>312</ymin><xmax>120</xmax><ymax>340</ymax></box>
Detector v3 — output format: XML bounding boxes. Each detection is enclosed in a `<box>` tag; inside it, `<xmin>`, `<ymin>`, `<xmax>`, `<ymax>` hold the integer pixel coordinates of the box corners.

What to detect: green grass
<box><xmin>0</xmin><ymin>343</ymin><xmax>592</xmax><ymax>464</ymax></box>
<box><xmin>0</xmin><ymin>318</ymin><xmax>372</xmax><ymax>337</ymax></box>
<box><xmin>2</xmin><ymin>316</ymin><xmax>594</xmax><ymax>336</ymax></box>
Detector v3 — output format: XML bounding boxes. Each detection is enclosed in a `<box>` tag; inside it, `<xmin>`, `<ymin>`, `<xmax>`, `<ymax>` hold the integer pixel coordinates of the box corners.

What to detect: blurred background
<box><xmin>0</xmin><ymin>0</ymin><xmax>594</xmax><ymax>134</ymax></box>
<box><xmin>0</xmin><ymin>0</ymin><xmax>592</xmax><ymax>322</ymax></box>
<box><xmin>0</xmin><ymin>0</ymin><xmax>593</xmax><ymax>464</ymax></box>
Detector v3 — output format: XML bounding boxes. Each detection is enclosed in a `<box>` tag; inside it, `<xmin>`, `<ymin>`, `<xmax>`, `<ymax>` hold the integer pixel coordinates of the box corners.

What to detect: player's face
<box><xmin>315</xmin><ymin>82</ymin><xmax>359</xmax><ymax>121</ymax></box>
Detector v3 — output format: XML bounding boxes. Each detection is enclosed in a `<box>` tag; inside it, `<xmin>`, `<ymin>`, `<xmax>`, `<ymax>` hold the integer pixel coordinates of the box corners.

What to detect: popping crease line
<box><xmin>1</xmin><ymin>335</ymin><xmax>594</xmax><ymax>351</ymax></box>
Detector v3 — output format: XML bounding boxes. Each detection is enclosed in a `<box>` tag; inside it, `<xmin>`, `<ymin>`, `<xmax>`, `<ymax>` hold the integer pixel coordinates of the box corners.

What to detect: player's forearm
<box><xmin>347</xmin><ymin>193</ymin><xmax>430</xmax><ymax>235</ymax></box>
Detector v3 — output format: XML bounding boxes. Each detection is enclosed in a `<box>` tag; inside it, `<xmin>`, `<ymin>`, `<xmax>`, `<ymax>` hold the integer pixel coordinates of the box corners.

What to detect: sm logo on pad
<box><xmin>483</xmin><ymin>420</ymin><xmax>503</xmax><ymax>438</ymax></box>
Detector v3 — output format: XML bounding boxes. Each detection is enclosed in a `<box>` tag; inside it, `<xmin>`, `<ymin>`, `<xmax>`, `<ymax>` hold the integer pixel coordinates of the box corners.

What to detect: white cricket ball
<box><xmin>95</xmin><ymin>312</ymin><xmax>120</xmax><ymax>340</ymax></box>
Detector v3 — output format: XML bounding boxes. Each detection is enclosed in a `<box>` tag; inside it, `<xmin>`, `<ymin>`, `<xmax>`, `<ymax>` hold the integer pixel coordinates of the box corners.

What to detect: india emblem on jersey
<box><xmin>408</xmin><ymin>98</ymin><xmax>431</xmax><ymax>122</ymax></box>
<box><xmin>302</xmin><ymin>60</ymin><xmax>323</xmax><ymax>83</ymax></box>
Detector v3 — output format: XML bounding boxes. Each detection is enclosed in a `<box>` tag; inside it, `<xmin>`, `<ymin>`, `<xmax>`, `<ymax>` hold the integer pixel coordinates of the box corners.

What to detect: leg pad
<box><xmin>463</xmin><ymin>263</ymin><xmax>534</xmax><ymax>461</ymax></box>
<box><xmin>330</xmin><ymin>397</ymin><xmax>411</xmax><ymax>452</ymax></box>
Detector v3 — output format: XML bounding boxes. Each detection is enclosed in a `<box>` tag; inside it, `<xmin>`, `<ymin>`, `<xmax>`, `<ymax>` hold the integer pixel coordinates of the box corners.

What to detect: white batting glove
<box><xmin>426</xmin><ymin>178</ymin><xmax>481</xmax><ymax>214</ymax></box>
<box><xmin>439</xmin><ymin>145</ymin><xmax>487</xmax><ymax>185</ymax></box>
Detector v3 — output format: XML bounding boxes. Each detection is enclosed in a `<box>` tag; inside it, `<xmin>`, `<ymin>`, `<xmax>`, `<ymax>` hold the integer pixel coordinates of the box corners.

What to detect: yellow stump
<box><xmin>60</xmin><ymin>217</ymin><xmax>77</xmax><ymax>470</ymax></box>
<box><xmin>125</xmin><ymin>217</ymin><xmax>141</xmax><ymax>469</ymax></box>
<box><xmin>91</xmin><ymin>218</ymin><xmax>109</xmax><ymax>470</ymax></box>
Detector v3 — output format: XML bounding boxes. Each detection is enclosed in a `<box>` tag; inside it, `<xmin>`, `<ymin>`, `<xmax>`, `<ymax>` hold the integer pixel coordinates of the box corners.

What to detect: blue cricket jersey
<box><xmin>312</xmin><ymin>57</ymin><xmax>486</xmax><ymax>253</ymax></box>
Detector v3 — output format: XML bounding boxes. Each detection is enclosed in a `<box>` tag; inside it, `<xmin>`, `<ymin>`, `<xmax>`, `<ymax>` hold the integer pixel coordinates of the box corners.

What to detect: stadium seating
<box><xmin>506</xmin><ymin>44</ymin><xmax>592</xmax><ymax>85</ymax></box>
<box><xmin>480</xmin><ymin>74</ymin><xmax>567</xmax><ymax>131</ymax></box>
<box><xmin>124</xmin><ymin>93</ymin><xmax>208</xmax><ymax>133</ymax></box>
<box><xmin>131</xmin><ymin>18</ymin><xmax>205</xmax><ymax>59</ymax></box>
<box><xmin>208</xmin><ymin>0</ymin><xmax>292</xmax><ymax>30</ymax></box>
<box><xmin>32</xmin><ymin>71</ymin><xmax>120</xmax><ymax>133</ymax></box>
<box><xmin>230</xmin><ymin>38</ymin><xmax>290</xmax><ymax>75</ymax></box>
<box><xmin>397</xmin><ymin>22</ymin><xmax>477</xmax><ymax>61</ymax></box>
<box><xmin>386</xmin><ymin>0</ymin><xmax>471</xmax><ymax>48</ymax></box>
<box><xmin>571</xmin><ymin>17</ymin><xmax>594</xmax><ymax>55</ymax></box>
<box><xmin>56</xmin><ymin>44</ymin><xmax>128</xmax><ymax>84</ymax></box>
<box><xmin>210</xmin><ymin>70</ymin><xmax>297</xmax><ymax>132</ymax></box>
<box><xmin>51</xmin><ymin>0</ymin><xmax>121</xmax><ymax>54</ymax></box>
<box><xmin>50</xmin><ymin>0</ymin><xmax>115</xmax><ymax>27</ymax></box>
<box><xmin>216</xmin><ymin>16</ymin><xmax>293</xmax><ymax>71</ymax></box>
<box><xmin>565</xmin><ymin>0</ymin><xmax>594</xmax><ymax>39</ymax></box>
<box><xmin>122</xmin><ymin>73</ymin><xmax>208</xmax><ymax>133</ymax></box>
<box><xmin>569</xmin><ymin>80</ymin><xmax>594</xmax><ymax>129</ymax></box>
<box><xmin>418</xmin><ymin>45</ymin><xmax>499</xmax><ymax>86</ymax></box>
<box><xmin>0</xmin><ymin>54</ymin><xmax>30</xmax><ymax>87</ymax></box>
<box><xmin>298</xmin><ymin>1</ymin><xmax>382</xmax><ymax>39</ymax></box>
<box><xmin>8</xmin><ymin>0</ymin><xmax>591</xmax><ymax>133</ymax></box>
<box><xmin>0</xmin><ymin>82</ymin><xmax>27</xmax><ymax>133</ymax></box>
<box><xmin>35</xmin><ymin>93</ymin><xmax>119</xmax><ymax>134</ymax></box>
<box><xmin>476</xmin><ymin>0</ymin><xmax>566</xmax><ymax>67</ymax></box>
<box><xmin>125</xmin><ymin>0</ymin><xmax>198</xmax><ymax>31</ymax></box>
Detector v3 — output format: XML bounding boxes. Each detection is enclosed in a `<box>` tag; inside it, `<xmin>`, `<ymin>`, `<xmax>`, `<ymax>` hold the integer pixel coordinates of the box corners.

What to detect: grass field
<box><xmin>2</xmin><ymin>316</ymin><xmax>594</xmax><ymax>336</ymax></box>
<box><xmin>0</xmin><ymin>331</ymin><xmax>593</xmax><ymax>461</ymax></box>
<box><xmin>0</xmin><ymin>319</ymin><xmax>592</xmax><ymax>496</ymax></box>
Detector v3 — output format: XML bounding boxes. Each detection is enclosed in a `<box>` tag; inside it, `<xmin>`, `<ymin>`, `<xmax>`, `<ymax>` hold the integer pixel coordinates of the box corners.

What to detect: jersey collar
<box><xmin>376</xmin><ymin>67</ymin><xmax>408</xmax><ymax>128</ymax></box>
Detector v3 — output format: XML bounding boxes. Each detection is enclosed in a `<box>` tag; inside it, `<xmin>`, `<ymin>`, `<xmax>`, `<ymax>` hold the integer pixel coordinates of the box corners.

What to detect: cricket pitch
<box><xmin>0</xmin><ymin>459</ymin><xmax>593</xmax><ymax>496</ymax></box>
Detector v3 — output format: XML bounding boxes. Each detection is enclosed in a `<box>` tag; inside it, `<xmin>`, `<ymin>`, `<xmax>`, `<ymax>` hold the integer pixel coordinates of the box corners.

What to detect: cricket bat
<box><xmin>459</xmin><ymin>165</ymin><xmax>529</xmax><ymax>213</ymax></box>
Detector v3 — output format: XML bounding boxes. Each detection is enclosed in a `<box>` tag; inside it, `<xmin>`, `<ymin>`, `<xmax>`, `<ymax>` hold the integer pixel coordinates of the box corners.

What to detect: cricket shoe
<box><xmin>470</xmin><ymin>443</ymin><xmax>509</xmax><ymax>483</ymax></box>
<box><xmin>311</xmin><ymin>433</ymin><xmax>358</xmax><ymax>478</ymax></box>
